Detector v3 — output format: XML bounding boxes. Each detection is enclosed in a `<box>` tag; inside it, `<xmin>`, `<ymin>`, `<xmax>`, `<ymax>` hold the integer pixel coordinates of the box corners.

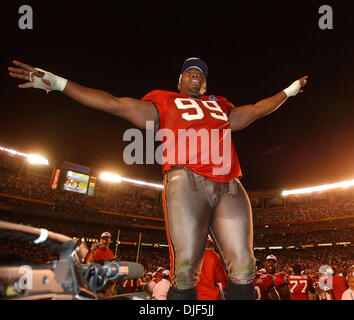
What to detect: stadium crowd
<box><xmin>0</xmin><ymin>170</ymin><xmax>162</xmax><ymax>219</ymax></box>
<box><xmin>1</xmin><ymin>168</ymin><xmax>354</xmax><ymax>227</ymax></box>
<box><xmin>1</xmin><ymin>207</ymin><xmax>352</xmax><ymax>275</ymax></box>
<box><xmin>0</xmin><ymin>155</ymin><xmax>353</xmax><ymax>299</ymax></box>
<box><xmin>253</xmin><ymin>199</ymin><xmax>354</xmax><ymax>225</ymax></box>
<box><xmin>254</xmin><ymin>228</ymin><xmax>354</xmax><ymax>248</ymax></box>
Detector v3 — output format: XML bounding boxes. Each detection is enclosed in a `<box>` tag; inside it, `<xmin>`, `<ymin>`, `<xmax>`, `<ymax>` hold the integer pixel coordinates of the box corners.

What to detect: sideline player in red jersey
<box><xmin>8</xmin><ymin>58</ymin><xmax>308</xmax><ymax>300</ymax></box>
<box><xmin>289</xmin><ymin>264</ymin><xmax>317</xmax><ymax>300</ymax></box>
<box><xmin>264</xmin><ymin>255</ymin><xmax>292</xmax><ymax>300</ymax></box>
<box><xmin>196</xmin><ymin>235</ymin><xmax>228</xmax><ymax>300</ymax></box>
<box><xmin>254</xmin><ymin>264</ymin><xmax>280</xmax><ymax>300</ymax></box>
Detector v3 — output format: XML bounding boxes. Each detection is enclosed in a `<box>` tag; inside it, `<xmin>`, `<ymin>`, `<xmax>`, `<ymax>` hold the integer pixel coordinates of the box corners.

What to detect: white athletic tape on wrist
<box><xmin>30</xmin><ymin>68</ymin><xmax>68</xmax><ymax>92</ymax></box>
<box><xmin>283</xmin><ymin>80</ymin><xmax>301</xmax><ymax>97</ymax></box>
<box><xmin>34</xmin><ymin>228</ymin><xmax>48</xmax><ymax>244</ymax></box>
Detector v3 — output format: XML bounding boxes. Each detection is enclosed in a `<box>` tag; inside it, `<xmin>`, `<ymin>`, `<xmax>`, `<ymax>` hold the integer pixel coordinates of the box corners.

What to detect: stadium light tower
<box><xmin>27</xmin><ymin>153</ymin><xmax>49</xmax><ymax>165</ymax></box>
<box><xmin>282</xmin><ymin>178</ymin><xmax>354</xmax><ymax>196</ymax></box>
<box><xmin>120</xmin><ymin>177</ymin><xmax>164</xmax><ymax>190</ymax></box>
<box><xmin>99</xmin><ymin>172</ymin><xmax>122</xmax><ymax>183</ymax></box>
<box><xmin>99</xmin><ymin>171</ymin><xmax>164</xmax><ymax>189</ymax></box>
<box><xmin>1</xmin><ymin>145</ymin><xmax>49</xmax><ymax>165</ymax></box>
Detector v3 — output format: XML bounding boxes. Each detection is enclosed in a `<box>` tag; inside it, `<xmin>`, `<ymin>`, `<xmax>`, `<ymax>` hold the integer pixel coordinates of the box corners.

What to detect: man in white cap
<box><xmin>152</xmin><ymin>266</ymin><xmax>165</xmax><ymax>285</ymax></box>
<box><xmin>152</xmin><ymin>270</ymin><xmax>172</xmax><ymax>300</ymax></box>
<box><xmin>86</xmin><ymin>231</ymin><xmax>114</xmax><ymax>263</ymax></box>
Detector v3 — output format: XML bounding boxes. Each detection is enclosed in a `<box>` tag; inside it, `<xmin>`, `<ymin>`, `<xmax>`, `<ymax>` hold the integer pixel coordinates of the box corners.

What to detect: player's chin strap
<box><xmin>283</xmin><ymin>80</ymin><xmax>301</xmax><ymax>97</ymax></box>
<box><xmin>29</xmin><ymin>68</ymin><xmax>68</xmax><ymax>93</ymax></box>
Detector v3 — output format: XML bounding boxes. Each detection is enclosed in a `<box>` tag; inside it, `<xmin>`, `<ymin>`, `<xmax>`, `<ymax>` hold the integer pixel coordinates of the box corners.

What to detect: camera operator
<box><xmin>86</xmin><ymin>232</ymin><xmax>114</xmax><ymax>264</ymax></box>
<box><xmin>85</xmin><ymin>232</ymin><xmax>117</xmax><ymax>297</ymax></box>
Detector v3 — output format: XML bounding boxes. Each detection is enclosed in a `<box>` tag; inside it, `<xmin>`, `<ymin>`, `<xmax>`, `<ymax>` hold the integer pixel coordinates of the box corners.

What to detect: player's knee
<box><xmin>228</xmin><ymin>254</ymin><xmax>256</xmax><ymax>285</ymax></box>
<box><xmin>174</xmin><ymin>261</ymin><xmax>200</xmax><ymax>290</ymax></box>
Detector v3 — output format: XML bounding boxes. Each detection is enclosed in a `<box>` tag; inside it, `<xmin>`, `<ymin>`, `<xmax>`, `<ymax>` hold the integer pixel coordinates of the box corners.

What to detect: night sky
<box><xmin>1</xmin><ymin>1</ymin><xmax>353</xmax><ymax>191</ymax></box>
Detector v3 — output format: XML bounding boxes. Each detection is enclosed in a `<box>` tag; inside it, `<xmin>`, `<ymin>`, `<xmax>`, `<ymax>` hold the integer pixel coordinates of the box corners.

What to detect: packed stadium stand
<box><xmin>0</xmin><ymin>147</ymin><xmax>353</xmax><ymax>279</ymax></box>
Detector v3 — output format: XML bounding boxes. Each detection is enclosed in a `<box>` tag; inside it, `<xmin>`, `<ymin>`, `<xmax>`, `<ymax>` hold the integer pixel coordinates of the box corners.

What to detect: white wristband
<box><xmin>30</xmin><ymin>68</ymin><xmax>68</xmax><ymax>93</ymax></box>
<box><xmin>283</xmin><ymin>80</ymin><xmax>301</xmax><ymax>98</ymax></box>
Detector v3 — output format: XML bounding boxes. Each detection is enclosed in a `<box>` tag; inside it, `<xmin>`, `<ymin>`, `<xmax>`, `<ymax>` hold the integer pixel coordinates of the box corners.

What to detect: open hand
<box><xmin>8</xmin><ymin>60</ymin><xmax>51</xmax><ymax>90</ymax></box>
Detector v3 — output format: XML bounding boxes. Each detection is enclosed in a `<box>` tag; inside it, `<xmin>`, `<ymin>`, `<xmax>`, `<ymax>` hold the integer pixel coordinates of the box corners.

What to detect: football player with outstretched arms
<box><xmin>8</xmin><ymin>58</ymin><xmax>308</xmax><ymax>300</ymax></box>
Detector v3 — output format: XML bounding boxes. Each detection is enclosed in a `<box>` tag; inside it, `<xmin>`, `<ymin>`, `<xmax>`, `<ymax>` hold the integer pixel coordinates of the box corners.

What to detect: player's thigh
<box><xmin>210</xmin><ymin>180</ymin><xmax>254</xmax><ymax>268</ymax></box>
<box><xmin>164</xmin><ymin>169</ymin><xmax>212</xmax><ymax>259</ymax></box>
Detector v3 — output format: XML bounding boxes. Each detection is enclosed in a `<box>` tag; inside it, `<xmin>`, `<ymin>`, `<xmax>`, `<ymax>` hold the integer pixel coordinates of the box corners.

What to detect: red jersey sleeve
<box><xmin>225</xmin><ymin>99</ymin><xmax>236</xmax><ymax>116</ymax></box>
<box><xmin>141</xmin><ymin>90</ymin><xmax>170</xmax><ymax>129</ymax></box>
<box><xmin>275</xmin><ymin>273</ymin><xmax>289</xmax><ymax>288</ymax></box>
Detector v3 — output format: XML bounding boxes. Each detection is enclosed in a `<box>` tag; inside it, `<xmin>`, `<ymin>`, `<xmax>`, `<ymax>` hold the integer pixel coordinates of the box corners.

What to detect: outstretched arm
<box><xmin>8</xmin><ymin>60</ymin><xmax>157</xmax><ymax>130</ymax></box>
<box><xmin>229</xmin><ymin>76</ymin><xmax>308</xmax><ymax>131</ymax></box>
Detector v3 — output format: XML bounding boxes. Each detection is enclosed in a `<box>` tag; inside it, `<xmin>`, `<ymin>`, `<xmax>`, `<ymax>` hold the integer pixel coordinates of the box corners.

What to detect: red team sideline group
<box><xmin>253</xmin><ymin>255</ymin><xmax>351</xmax><ymax>300</ymax></box>
<box><xmin>141</xmin><ymin>250</ymin><xmax>352</xmax><ymax>300</ymax></box>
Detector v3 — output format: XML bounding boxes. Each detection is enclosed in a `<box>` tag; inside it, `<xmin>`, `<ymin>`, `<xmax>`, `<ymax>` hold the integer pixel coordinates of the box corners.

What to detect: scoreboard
<box><xmin>50</xmin><ymin>161</ymin><xmax>96</xmax><ymax>196</ymax></box>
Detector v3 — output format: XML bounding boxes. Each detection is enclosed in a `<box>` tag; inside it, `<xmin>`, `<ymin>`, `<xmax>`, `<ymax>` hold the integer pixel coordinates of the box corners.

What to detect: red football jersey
<box><xmin>254</xmin><ymin>273</ymin><xmax>276</xmax><ymax>300</ymax></box>
<box><xmin>141</xmin><ymin>90</ymin><xmax>242</xmax><ymax>182</ymax></box>
<box><xmin>273</xmin><ymin>272</ymin><xmax>289</xmax><ymax>290</ymax></box>
<box><xmin>289</xmin><ymin>274</ymin><xmax>313</xmax><ymax>300</ymax></box>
